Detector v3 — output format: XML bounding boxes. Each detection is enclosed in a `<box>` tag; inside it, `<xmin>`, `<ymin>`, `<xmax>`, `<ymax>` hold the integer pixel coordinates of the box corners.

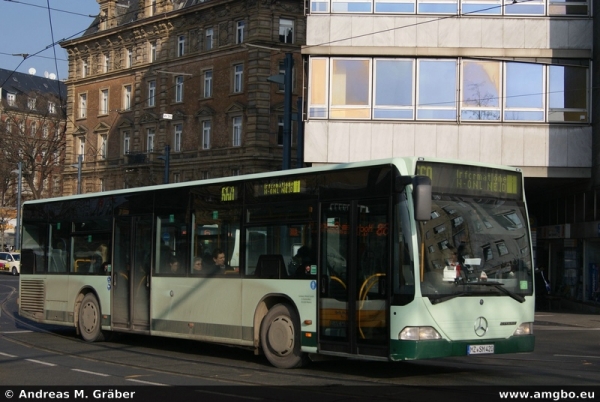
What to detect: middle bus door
<box><xmin>319</xmin><ymin>199</ymin><xmax>390</xmax><ymax>358</ymax></box>
<box><xmin>112</xmin><ymin>215</ymin><xmax>153</xmax><ymax>332</ymax></box>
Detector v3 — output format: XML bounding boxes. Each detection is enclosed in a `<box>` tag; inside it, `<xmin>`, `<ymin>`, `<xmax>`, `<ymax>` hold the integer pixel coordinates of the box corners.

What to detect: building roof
<box><xmin>83</xmin><ymin>0</ymin><xmax>195</xmax><ymax>37</ymax></box>
<box><xmin>0</xmin><ymin>68</ymin><xmax>66</xmax><ymax>101</ymax></box>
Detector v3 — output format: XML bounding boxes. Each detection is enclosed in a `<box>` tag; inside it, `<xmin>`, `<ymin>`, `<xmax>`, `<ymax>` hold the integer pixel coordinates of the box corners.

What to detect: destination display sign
<box><xmin>221</xmin><ymin>186</ymin><xmax>238</xmax><ymax>202</ymax></box>
<box><xmin>254</xmin><ymin>179</ymin><xmax>303</xmax><ymax>197</ymax></box>
<box><xmin>416</xmin><ymin>162</ymin><xmax>522</xmax><ymax>200</ymax></box>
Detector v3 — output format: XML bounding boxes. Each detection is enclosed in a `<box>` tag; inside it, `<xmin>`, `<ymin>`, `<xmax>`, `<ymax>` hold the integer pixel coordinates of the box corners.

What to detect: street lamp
<box><xmin>158</xmin><ymin>145</ymin><xmax>170</xmax><ymax>184</ymax></box>
<box><xmin>12</xmin><ymin>162</ymin><xmax>22</xmax><ymax>251</ymax></box>
<box><xmin>70</xmin><ymin>155</ymin><xmax>83</xmax><ymax>194</ymax></box>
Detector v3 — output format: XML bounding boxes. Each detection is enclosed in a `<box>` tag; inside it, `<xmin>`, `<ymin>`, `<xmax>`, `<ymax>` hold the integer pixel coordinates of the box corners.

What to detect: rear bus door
<box><xmin>112</xmin><ymin>215</ymin><xmax>153</xmax><ymax>332</ymax></box>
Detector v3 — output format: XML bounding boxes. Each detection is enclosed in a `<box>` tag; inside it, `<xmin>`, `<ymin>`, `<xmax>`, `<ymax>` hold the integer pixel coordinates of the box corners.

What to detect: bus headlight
<box><xmin>399</xmin><ymin>326</ymin><xmax>442</xmax><ymax>340</ymax></box>
<box><xmin>513</xmin><ymin>322</ymin><xmax>533</xmax><ymax>336</ymax></box>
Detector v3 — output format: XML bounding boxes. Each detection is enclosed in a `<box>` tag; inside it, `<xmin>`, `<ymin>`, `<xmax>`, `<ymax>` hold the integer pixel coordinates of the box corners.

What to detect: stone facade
<box><xmin>61</xmin><ymin>0</ymin><xmax>305</xmax><ymax>194</ymax></box>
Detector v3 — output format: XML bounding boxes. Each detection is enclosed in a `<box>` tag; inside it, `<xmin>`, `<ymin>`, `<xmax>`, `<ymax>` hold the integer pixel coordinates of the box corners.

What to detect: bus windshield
<box><xmin>419</xmin><ymin>195</ymin><xmax>533</xmax><ymax>303</ymax></box>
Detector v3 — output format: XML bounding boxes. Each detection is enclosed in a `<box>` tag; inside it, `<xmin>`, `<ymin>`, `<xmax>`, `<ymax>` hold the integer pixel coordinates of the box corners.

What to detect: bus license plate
<box><xmin>468</xmin><ymin>344</ymin><xmax>494</xmax><ymax>355</ymax></box>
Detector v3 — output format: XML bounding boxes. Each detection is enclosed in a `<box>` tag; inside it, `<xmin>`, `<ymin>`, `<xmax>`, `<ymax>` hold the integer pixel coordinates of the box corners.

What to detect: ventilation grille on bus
<box><xmin>20</xmin><ymin>280</ymin><xmax>45</xmax><ymax>318</ymax></box>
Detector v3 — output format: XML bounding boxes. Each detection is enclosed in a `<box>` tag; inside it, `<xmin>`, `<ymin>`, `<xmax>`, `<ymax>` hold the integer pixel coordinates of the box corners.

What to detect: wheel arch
<box><xmin>253</xmin><ymin>293</ymin><xmax>298</xmax><ymax>354</ymax></box>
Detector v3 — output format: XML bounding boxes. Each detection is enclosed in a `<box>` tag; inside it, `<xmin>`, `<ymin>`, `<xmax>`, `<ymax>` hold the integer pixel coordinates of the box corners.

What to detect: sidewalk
<box><xmin>534</xmin><ymin>311</ymin><xmax>600</xmax><ymax>329</ymax></box>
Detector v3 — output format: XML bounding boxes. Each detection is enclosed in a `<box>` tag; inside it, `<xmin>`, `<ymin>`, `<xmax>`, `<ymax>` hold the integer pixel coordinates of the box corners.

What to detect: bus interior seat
<box><xmin>49</xmin><ymin>249</ymin><xmax>67</xmax><ymax>273</ymax></box>
<box><xmin>255</xmin><ymin>254</ymin><xmax>287</xmax><ymax>279</ymax></box>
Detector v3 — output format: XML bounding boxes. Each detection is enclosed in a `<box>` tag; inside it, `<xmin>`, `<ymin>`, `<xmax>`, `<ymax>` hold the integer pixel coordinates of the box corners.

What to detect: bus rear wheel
<box><xmin>260</xmin><ymin>303</ymin><xmax>307</xmax><ymax>369</ymax></box>
<box><xmin>78</xmin><ymin>294</ymin><xmax>105</xmax><ymax>342</ymax></box>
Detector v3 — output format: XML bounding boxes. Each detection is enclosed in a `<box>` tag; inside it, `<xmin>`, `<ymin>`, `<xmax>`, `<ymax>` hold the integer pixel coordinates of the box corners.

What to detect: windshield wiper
<box><xmin>463</xmin><ymin>281</ymin><xmax>525</xmax><ymax>303</ymax></box>
<box><xmin>429</xmin><ymin>292</ymin><xmax>466</xmax><ymax>305</ymax></box>
<box><xmin>427</xmin><ymin>281</ymin><xmax>525</xmax><ymax>304</ymax></box>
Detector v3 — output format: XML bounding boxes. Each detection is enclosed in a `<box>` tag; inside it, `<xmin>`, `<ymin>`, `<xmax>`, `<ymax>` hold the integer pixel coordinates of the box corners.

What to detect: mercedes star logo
<box><xmin>474</xmin><ymin>316</ymin><xmax>488</xmax><ymax>337</ymax></box>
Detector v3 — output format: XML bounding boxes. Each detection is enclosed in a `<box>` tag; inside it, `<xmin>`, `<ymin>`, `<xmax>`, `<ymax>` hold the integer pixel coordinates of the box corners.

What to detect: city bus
<box><xmin>18</xmin><ymin>157</ymin><xmax>535</xmax><ymax>368</ymax></box>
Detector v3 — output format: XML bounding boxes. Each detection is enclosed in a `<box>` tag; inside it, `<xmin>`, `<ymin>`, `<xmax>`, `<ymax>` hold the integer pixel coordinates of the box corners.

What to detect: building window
<box><xmin>461</xmin><ymin>60</ymin><xmax>501</xmax><ymax>121</ymax></box>
<box><xmin>548</xmin><ymin>65</ymin><xmax>588</xmax><ymax>123</ymax></box>
<box><xmin>549</xmin><ymin>0</ymin><xmax>588</xmax><ymax>15</ymax></box>
<box><xmin>123</xmin><ymin>85</ymin><xmax>132</xmax><ymax>110</ymax></box>
<box><xmin>149</xmin><ymin>42</ymin><xmax>157</xmax><ymax>62</ymax></box>
<box><xmin>331</xmin><ymin>0</ymin><xmax>372</xmax><ymax>12</ymax></box>
<box><xmin>82</xmin><ymin>60</ymin><xmax>88</xmax><ymax>78</ymax></box>
<box><xmin>104</xmin><ymin>54</ymin><xmax>110</xmax><ymax>73</ymax></box>
<box><xmin>149</xmin><ymin>0</ymin><xmax>157</xmax><ymax>16</ymax></box>
<box><xmin>147</xmin><ymin>128</ymin><xmax>155</xmax><ymax>152</ymax></box>
<box><xmin>236</xmin><ymin>20</ymin><xmax>245</xmax><ymax>44</ymax></box>
<box><xmin>232</xmin><ymin>169</ymin><xmax>240</xmax><ymax>176</ymax></box>
<box><xmin>27</xmin><ymin>98</ymin><xmax>36</xmax><ymax>110</ymax></box>
<box><xmin>279</xmin><ymin>19</ymin><xmax>293</xmax><ymax>43</ymax></box>
<box><xmin>204</xmin><ymin>70</ymin><xmax>213</xmax><ymax>98</ymax></box>
<box><xmin>175</xmin><ymin>75</ymin><xmax>184</xmax><ymax>102</ymax></box>
<box><xmin>123</xmin><ymin>131</ymin><xmax>130</xmax><ymax>154</ymax></box>
<box><xmin>48</xmin><ymin>102</ymin><xmax>56</xmax><ymax>114</ymax></box>
<box><xmin>6</xmin><ymin>119</ymin><xmax>11</xmax><ymax>133</ymax></box>
<box><xmin>100</xmin><ymin>134</ymin><xmax>107</xmax><ymax>159</ymax></box>
<box><xmin>417</xmin><ymin>59</ymin><xmax>456</xmax><ymax>120</ymax></box>
<box><xmin>126</xmin><ymin>48</ymin><xmax>133</xmax><ymax>68</ymax></box>
<box><xmin>277</xmin><ymin>60</ymin><xmax>295</xmax><ymax>92</ymax></box>
<box><xmin>79</xmin><ymin>93</ymin><xmax>87</xmax><ymax>118</ymax></box>
<box><xmin>330</xmin><ymin>58</ymin><xmax>371</xmax><ymax>119</ymax></box>
<box><xmin>202</xmin><ymin>120</ymin><xmax>211</xmax><ymax>149</ymax></box>
<box><xmin>205</xmin><ymin>27</ymin><xmax>213</xmax><ymax>51</ymax></box>
<box><xmin>173</xmin><ymin>173</ymin><xmax>181</xmax><ymax>183</ymax></box>
<box><xmin>232</xmin><ymin>116</ymin><xmax>242</xmax><ymax>146</ymax></box>
<box><xmin>79</xmin><ymin>136</ymin><xmax>86</xmax><ymax>161</ymax></box>
<box><xmin>30</xmin><ymin>122</ymin><xmax>37</xmax><ymax>137</ymax></box>
<box><xmin>201</xmin><ymin>171</ymin><xmax>209</xmax><ymax>180</ymax></box>
<box><xmin>373</xmin><ymin>58</ymin><xmax>414</xmax><ymax>119</ymax></box>
<box><xmin>148</xmin><ymin>80</ymin><xmax>156</xmax><ymax>107</ymax></box>
<box><xmin>505</xmin><ymin>0</ymin><xmax>544</xmax><ymax>15</ymax></box>
<box><xmin>177</xmin><ymin>35</ymin><xmax>186</xmax><ymax>57</ymax></box>
<box><xmin>100</xmin><ymin>89</ymin><xmax>109</xmax><ymax>115</ymax></box>
<box><xmin>43</xmin><ymin>124</ymin><xmax>49</xmax><ymax>138</ymax></box>
<box><xmin>7</xmin><ymin>93</ymin><xmax>16</xmax><ymax>107</ymax></box>
<box><xmin>504</xmin><ymin>62</ymin><xmax>544</xmax><ymax>121</ymax></box>
<box><xmin>174</xmin><ymin>124</ymin><xmax>182</xmax><ymax>152</ymax></box>
<box><xmin>100</xmin><ymin>178</ymin><xmax>105</xmax><ymax>192</ymax></box>
<box><xmin>276</xmin><ymin>116</ymin><xmax>294</xmax><ymax>146</ymax></box>
<box><xmin>233</xmin><ymin>64</ymin><xmax>243</xmax><ymax>93</ymax></box>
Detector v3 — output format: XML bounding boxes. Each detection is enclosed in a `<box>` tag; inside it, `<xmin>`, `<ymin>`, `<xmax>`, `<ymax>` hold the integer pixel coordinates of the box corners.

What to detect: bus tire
<box><xmin>260</xmin><ymin>303</ymin><xmax>307</xmax><ymax>369</ymax></box>
<box><xmin>78</xmin><ymin>294</ymin><xmax>105</xmax><ymax>342</ymax></box>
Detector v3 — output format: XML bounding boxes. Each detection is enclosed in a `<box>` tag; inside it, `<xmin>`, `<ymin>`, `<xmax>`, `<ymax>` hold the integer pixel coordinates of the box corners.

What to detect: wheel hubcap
<box><xmin>81</xmin><ymin>302</ymin><xmax>97</xmax><ymax>334</ymax></box>
<box><xmin>268</xmin><ymin>315</ymin><xmax>294</xmax><ymax>357</ymax></box>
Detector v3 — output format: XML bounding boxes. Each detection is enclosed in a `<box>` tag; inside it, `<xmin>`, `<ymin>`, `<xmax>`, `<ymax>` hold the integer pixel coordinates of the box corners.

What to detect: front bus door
<box><xmin>319</xmin><ymin>198</ymin><xmax>390</xmax><ymax>358</ymax></box>
<box><xmin>112</xmin><ymin>215</ymin><xmax>153</xmax><ymax>332</ymax></box>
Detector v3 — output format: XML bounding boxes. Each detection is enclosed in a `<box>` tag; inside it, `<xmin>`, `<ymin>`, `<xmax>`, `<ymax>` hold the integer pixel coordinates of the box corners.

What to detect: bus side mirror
<box><xmin>412</xmin><ymin>176</ymin><xmax>432</xmax><ymax>221</ymax></box>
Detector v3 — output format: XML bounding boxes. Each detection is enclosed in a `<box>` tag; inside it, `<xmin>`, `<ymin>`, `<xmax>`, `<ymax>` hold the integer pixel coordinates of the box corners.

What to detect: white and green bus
<box><xmin>18</xmin><ymin>157</ymin><xmax>535</xmax><ymax>368</ymax></box>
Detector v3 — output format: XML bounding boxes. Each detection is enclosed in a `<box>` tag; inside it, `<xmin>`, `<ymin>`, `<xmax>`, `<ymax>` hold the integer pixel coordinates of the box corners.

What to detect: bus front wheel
<box><xmin>260</xmin><ymin>303</ymin><xmax>307</xmax><ymax>369</ymax></box>
<box><xmin>78</xmin><ymin>294</ymin><xmax>105</xmax><ymax>342</ymax></box>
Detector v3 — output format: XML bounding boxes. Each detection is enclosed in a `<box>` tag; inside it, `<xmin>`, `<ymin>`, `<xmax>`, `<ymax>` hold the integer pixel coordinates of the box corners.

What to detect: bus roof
<box><xmin>24</xmin><ymin>157</ymin><xmax>522</xmax><ymax>205</ymax></box>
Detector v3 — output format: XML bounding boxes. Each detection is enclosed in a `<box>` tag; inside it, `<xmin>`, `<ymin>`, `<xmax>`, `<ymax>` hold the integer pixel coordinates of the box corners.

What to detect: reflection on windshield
<box><xmin>419</xmin><ymin>195</ymin><xmax>532</xmax><ymax>300</ymax></box>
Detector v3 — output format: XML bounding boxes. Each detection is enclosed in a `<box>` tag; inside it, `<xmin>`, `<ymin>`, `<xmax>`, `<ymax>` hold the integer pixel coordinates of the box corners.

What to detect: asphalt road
<box><xmin>1</xmin><ymin>274</ymin><xmax>598</xmax><ymax>401</ymax></box>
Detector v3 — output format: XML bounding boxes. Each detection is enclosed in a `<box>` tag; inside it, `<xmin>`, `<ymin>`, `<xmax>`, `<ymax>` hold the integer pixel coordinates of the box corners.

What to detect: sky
<box><xmin>0</xmin><ymin>0</ymin><xmax>99</xmax><ymax>80</ymax></box>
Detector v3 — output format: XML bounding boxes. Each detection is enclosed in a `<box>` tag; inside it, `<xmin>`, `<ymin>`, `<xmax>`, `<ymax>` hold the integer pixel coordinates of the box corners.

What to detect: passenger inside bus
<box><xmin>192</xmin><ymin>257</ymin><xmax>203</xmax><ymax>274</ymax></box>
<box><xmin>168</xmin><ymin>256</ymin><xmax>182</xmax><ymax>274</ymax></box>
<box><xmin>205</xmin><ymin>248</ymin><xmax>233</xmax><ymax>274</ymax></box>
